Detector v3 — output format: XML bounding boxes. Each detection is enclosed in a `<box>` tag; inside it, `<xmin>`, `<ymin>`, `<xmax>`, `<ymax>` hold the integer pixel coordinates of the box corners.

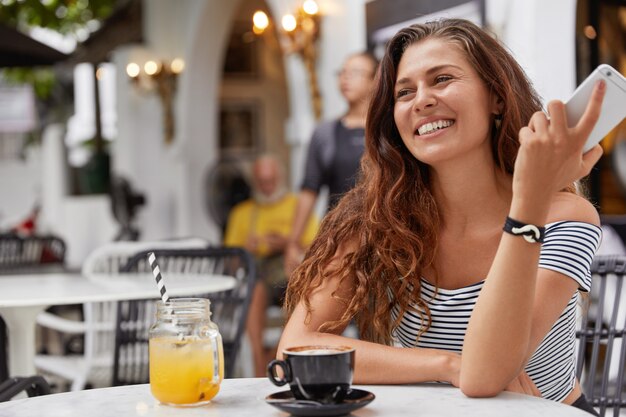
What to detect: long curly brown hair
<box><xmin>284</xmin><ymin>19</ymin><xmax>548</xmax><ymax>345</ymax></box>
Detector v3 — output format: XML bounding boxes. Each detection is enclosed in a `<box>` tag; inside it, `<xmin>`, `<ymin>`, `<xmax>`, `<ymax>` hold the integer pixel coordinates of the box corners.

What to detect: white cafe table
<box><xmin>0</xmin><ymin>272</ymin><xmax>236</xmax><ymax>377</ymax></box>
<box><xmin>0</xmin><ymin>377</ymin><xmax>591</xmax><ymax>417</ymax></box>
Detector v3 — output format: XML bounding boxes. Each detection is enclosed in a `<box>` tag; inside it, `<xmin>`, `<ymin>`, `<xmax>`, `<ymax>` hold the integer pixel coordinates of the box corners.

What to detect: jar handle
<box><xmin>267</xmin><ymin>359</ymin><xmax>291</xmax><ymax>386</ymax></box>
<box><xmin>210</xmin><ymin>334</ymin><xmax>223</xmax><ymax>384</ymax></box>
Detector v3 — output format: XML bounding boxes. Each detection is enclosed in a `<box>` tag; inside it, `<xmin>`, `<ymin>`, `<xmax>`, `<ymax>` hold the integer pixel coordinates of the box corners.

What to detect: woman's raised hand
<box><xmin>513</xmin><ymin>80</ymin><xmax>606</xmax><ymax>203</ymax></box>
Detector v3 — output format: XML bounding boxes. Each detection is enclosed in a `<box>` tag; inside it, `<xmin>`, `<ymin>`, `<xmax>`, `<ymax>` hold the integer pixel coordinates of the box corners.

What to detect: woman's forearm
<box><xmin>460</xmin><ymin>233</ymin><xmax>541</xmax><ymax>396</ymax></box>
<box><xmin>278</xmin><ymin>324</ymin><xmax>459</xmax><ymax>385</ymax></box>
<box><xmin>460</xmin><ymin>195</ymin><xmax>549</xmax><ymax>396</ymax></box>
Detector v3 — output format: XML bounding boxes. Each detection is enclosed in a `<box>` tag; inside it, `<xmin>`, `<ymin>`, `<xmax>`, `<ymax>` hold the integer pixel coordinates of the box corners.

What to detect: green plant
<box><xmin>0</xmin><ymin>0</ymin><xmax>120</xmax><ymax>97</ymax></box>
<box><xmin>0</xmin><ymin>0</ymin><xmax>118</xmax><ymax>35</ymax></box>
<box><xmin>1</xmin><ymin>67</ymin><xmax>55</xmax><ymax>100</ymax></box>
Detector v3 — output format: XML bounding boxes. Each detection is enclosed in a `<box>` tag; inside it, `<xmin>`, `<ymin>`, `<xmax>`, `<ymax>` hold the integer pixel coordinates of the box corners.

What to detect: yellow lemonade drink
<box><xmin>149</xmin><ymin>336</ymin><xmax>224</xmax><ymax>405</ymax></box>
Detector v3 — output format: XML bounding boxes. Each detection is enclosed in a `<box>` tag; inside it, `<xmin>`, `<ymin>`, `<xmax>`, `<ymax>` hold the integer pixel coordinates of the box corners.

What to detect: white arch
<box><xmin>174</xmin><ymin>0</ymin><xmax>243</xmax><ymax>241</ymax></box>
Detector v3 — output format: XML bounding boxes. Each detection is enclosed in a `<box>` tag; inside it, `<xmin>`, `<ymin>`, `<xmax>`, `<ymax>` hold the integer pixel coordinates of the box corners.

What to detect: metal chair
<box><xmin>0</xmin><ymin>376</ymin><xmax>50</xmax><ymax>402</ymax></box>
<box><xmin>34</xmin><ymin>238</ymin><xmax>208</xmax><ymax>391</ymax></box>
<box><xmin>576</xmin><ymin>255</ymin><xmax>626</xmax><ymax>417</ymax></box>
<box><xmin>0</xmin><ymin>233</ymin><xmax>66</xmax><ymax>382</ymax></box>
<box><xmin>112</xmin><ymin>247</ymin><xmax>255</xmax><ymax>385</ymax></box>
<box><xmin>0</xmin><ymin>234</ymin><xmax>66</xmax><ymax>273</ymax></box>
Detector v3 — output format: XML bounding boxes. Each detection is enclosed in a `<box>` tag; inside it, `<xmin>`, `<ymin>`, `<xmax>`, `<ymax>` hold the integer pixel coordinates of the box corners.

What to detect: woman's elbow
<box><xmin>459</xmin><ymin>377</ymin><xmax>504</xmax><ymax>398</ymax></box>
<box><xmin>276</xmin><ymin>322</ymin><xmax>310</xmax><ymax>359</ymax></box>
<box><xmin>276</xmin><ymin>332</ymin><xmax>295</xmax><ymax>359</ymax></box>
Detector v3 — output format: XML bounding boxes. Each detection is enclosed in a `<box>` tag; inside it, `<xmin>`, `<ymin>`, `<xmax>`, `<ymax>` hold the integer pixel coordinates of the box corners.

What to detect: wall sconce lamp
<box><xmin>252</xmin><ymin>0</ymin><xmax>322</xmax><ymax>119</ymax></box>
<box><xmin>125</xmin><ymin>58</ymin><xmax>185</xmax><ymax>145</ymax></box>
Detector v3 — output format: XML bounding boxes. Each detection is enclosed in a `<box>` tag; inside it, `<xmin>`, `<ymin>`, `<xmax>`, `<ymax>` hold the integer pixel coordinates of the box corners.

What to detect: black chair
<box><xmin>0</xmin><ymin>234</ymin><xmax>67</xmax><ymax>382</ymax></box>
<box><xmin>0</xmin><ymin>376</ymin><xmax>50</xmax><ymax>402</ymax></box>
<box><xmin>112</xmin><ymin>247</ymin><xmax>256</xmax><ymax>385</ymax></box>
<box><xmin>576</xmin><ymin>255</ymin><xmax>626</xmax><ymax>417</ymax></box>
<box><xmin>0</xmin><ymin>234</ymin><xmax>66</xmax><ymax>273</ymax></box>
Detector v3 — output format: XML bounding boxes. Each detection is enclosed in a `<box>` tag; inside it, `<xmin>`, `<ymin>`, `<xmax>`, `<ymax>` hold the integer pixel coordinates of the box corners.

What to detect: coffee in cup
<box><xmin>267</xmin><ymin>345</ymin><xmax>355</xmax><ymax>403</ymax></box>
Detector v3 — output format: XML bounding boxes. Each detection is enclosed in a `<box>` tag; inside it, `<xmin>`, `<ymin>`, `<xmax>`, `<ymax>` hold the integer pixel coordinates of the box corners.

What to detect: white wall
<box><xmin>486</xmin><ymin>0</ymin><xmax>578</xmax><ymax>103</ymax></box>
<box><xmin>0</xmin><ymin>127</ymin><xmax>118</xmax><ymax>269</ymax></box>
<box><xmin>41</xmin><ymin>124</ymin><xmax>117</xmax><ymax>269</ymax></box>
<box><xmin>112</xmin><ymin>0</ymin><xmax>239</xmax><ymax>243</ymax></box>
<box><xmin>0</xmin><ymin>147</ymin><xmax>41</xmax><ymax>228</ymax></box>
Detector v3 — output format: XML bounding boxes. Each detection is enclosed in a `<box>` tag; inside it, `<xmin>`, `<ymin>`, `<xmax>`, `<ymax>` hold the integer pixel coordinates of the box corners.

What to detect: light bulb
<box><xmin>126</xmin><ymin>62</ymin><xmax>140</xmax><ymax>78</ymax></box>
<box><xmin>170</xmin><ymin>58</ymin><xmax>185</xmax><ymax>74</ymax></box>
<box><xmin>282</xmin><ymin>14</ymin><xmax>297</xmax><ymax>32</ymax></box>
<box><xmin>144</xmin><ymin>60</ymin><xmax>159</xmax><ymax>76</ymax></box>
<box><xmin>253</xmin><ymin>10</ymin><xmax>269</xmax><ymax>31</ymax></box>
<box><xmin>302</xmin><ymin>0</ymin><xmax>319</xmax><ymax>15</ymax></box>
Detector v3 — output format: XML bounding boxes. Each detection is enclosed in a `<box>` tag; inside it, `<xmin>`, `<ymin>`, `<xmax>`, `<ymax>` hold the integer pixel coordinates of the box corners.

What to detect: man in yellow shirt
<box><xmin>224</xmin><ymin>155</ymin><xmax>318</xmax><ymax>376</ymax></box>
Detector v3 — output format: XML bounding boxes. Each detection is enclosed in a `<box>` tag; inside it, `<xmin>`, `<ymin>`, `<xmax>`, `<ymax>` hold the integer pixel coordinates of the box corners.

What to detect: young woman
<box><xmin>278</xmin><ymin>19</ymin><xmax>605</xmax><ymax>415</ymax></box>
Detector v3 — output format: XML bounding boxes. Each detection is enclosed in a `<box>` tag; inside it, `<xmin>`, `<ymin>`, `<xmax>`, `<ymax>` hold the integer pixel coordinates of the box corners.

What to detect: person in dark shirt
<box><xmin>284</xmin><ymin>51</ymin><xmax>378</xmax><ymax>275</ymax></box>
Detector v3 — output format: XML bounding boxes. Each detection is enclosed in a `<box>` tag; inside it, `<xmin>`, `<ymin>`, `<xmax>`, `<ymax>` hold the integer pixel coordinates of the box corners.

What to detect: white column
<box><xmin>40</xmin><ymin>123</ymin><xmax>67</xmax><ymax>234</ymax></box>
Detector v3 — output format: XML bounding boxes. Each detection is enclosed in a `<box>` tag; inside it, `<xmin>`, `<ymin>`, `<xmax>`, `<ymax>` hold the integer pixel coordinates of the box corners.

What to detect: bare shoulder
<box><xmin>546</xmin><ymin>191</ymin><xmax>600</xmax><ymax>226</ymax></box>
<box><xmin>324</xmin><ymin>237</ymin><xmax>359</xmax><ymax>279</ymax></box>
<box><xmin>310</xmin><ymin>236</ymin><xmax>359</xmax><ymax>293</ymax></box>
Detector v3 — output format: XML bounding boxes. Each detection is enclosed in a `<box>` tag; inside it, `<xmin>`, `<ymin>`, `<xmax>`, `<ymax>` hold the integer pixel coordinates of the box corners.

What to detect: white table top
<box><xmin>0</xmin><ymin>272</ymin><xmax>237</xmax><ymax>376</ymax></box>
<box><xmin>0</xmin><ymin>378</ymin><xmax>591</xmax><ymax>417</ymax></box>
<box><xmin>0</xmin><ymin>272</ymin><xmax>236</xmax><ymax>307</ymax></box>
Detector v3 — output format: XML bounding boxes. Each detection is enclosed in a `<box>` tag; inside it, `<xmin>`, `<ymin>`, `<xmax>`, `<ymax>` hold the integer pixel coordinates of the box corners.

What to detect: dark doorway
<box><xmin>576</xmin><ymin>0</ymin><xmax>626</xmax><ymax>213</ymax></box>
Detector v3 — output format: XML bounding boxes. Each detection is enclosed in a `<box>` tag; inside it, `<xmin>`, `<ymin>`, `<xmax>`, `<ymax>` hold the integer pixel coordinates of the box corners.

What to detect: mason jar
<box><xmin>149</xmin><ymin>298</ymin><xmax>224</xmax><ymax>406</ymax></box>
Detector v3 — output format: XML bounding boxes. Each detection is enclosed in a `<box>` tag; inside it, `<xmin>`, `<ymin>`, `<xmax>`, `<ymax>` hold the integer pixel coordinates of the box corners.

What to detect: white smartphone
<box><xmin>564</xmin><ymin>64</ymin><xmax>626</xmax><ymax>153</ymax></box>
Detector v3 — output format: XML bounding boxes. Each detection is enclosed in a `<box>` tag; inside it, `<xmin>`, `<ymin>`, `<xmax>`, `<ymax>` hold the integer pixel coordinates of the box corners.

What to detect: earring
<box><xmin>494</xmin><ymin>114</ymin><xmax>503</xmax><ymax>130</ymax></box>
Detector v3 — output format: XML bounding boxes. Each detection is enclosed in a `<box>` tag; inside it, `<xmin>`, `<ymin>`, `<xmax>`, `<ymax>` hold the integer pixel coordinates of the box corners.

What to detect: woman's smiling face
<box><xmin>393</xmin><ymin>37</ymin><xmax>500</xmax><ymax>167</ymax></box>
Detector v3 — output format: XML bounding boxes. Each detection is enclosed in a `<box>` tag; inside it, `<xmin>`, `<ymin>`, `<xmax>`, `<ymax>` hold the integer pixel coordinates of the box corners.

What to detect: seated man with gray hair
<box><xmin>224</xmin><ymin>154</ymin><xmax>318</xmax><ymax>376</ymax></box>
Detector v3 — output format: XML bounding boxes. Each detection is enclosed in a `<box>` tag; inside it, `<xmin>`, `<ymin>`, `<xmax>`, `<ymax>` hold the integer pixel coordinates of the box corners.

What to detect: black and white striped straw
<box><xmin>148</xmin><ymin>252</ymin><xmax>169</xmax><ymax>303</ymax></box>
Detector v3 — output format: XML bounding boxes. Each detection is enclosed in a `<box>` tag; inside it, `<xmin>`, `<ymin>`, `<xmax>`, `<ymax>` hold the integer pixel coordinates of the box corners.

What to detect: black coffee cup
<box><xmin>267</xmin><ymin>345</ymin><xmax>355</xmax><ymax>404</ymax></box>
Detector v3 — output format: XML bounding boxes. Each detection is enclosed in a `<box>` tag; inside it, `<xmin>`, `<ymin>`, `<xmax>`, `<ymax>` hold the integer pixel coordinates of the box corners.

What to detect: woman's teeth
<box><xmin>417</xmin><ymin>120</ymin><xmax>454</xmax><ymax>135</ymax></box>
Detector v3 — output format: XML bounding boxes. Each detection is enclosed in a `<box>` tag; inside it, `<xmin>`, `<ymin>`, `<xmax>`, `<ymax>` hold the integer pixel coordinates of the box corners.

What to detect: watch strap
<box><xmin>503</xmin><ymin>217</ymin><xmax>545</xmax><ymax>243</ymax></box>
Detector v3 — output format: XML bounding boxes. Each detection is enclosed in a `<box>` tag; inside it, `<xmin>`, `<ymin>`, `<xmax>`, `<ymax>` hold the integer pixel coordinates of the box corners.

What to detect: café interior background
<box><xmin>0</xmin><ymin>0</ymin><xmax>624</xmax><ymax>269</ymax></box>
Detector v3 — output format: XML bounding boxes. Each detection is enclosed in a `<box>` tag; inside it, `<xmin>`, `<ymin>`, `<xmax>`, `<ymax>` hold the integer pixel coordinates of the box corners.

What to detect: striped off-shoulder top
<box><xmin>392</xmin><ymin>221</ymin><xmax>602</xmax><ymax>401</ymax></box>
